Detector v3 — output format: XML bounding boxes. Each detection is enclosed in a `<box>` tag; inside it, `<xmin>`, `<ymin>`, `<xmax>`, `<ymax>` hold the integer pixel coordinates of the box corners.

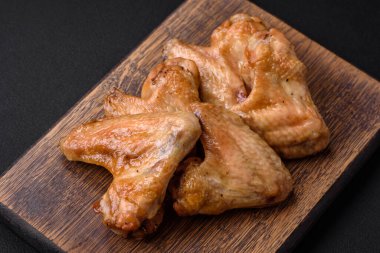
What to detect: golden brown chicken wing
<box><xmin>60</xmin><ymin>112</ymin><xmax>201</xmax><ymax>236</ymax></box>
<box><xmin>164</xmin><ymin>14</ymin><xmax>329</xmax><ymax>158</ymax></box>
<box><xmin>164</xmin><ymin>40</ymin><xmax>247</xmax><ymax>108</ymax></box>
<box><xmin>171</xmin><ymin>103</ymin><xmax>292</xmax><ymax>216</ymax></box>
<box><xmin>104</xmin><ymin>58</ymin><xmax>200</xmax><ymax>117</ymax></box>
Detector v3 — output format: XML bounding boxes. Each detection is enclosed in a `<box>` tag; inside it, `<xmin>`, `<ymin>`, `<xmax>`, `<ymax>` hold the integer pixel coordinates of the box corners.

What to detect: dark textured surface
<box><xmin>0</xmin><ymin>0</ymin><xmax>378</xmax><ymax>252</ymax></box>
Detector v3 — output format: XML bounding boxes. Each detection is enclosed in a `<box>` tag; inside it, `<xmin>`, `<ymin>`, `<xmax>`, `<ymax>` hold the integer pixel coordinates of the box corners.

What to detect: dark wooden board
<box><xmin>0</xmin><ymin>0</ymin><xmax>379</xmax><ymax>252</ymax></box>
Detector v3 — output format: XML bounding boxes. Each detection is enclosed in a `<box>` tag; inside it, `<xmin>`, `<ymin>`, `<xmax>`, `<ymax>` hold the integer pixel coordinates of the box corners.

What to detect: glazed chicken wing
<box><xmin>60</xmin><ymin>112</ymin><xmax>201</xmax><ymax>236</ymax></box>
<box><xmin>104</xmin><ymin>58</ymin><xmax>200</xmax><ymax>117</ymax></box>
<box><xmin>171</xmin><ymin>103</ymin><xmax>292</xmax><ymax>216</ymax></box>
<box><xmin>164</xmin><ymin>14</ymin><xmax>329</xmax><ymax>158</ymax></box>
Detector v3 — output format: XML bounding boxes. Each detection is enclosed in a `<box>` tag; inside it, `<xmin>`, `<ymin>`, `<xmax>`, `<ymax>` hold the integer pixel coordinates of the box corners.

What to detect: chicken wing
<box><xmin>60</xmin><ymin>112</ymin><xmax>201</xmax><ymax>236</ymax></box>
<box><xmin>164</xmin><ymin>14</ymin><xmax>329</xmax><ymax>158</ymax></box>
<box><xmin>171</xmin><ymin>103</ymin><xmax>292</xmax><ymax>216</ymax></box>
<box><xmin>164</xmin><ymin>39</ymin><xmax>247</xmax><ymax>108</ymax></box>
<box><xmin>104</xmin><ymin>58</ymin><xmax>200</xmax><ymax>117</ymax></box>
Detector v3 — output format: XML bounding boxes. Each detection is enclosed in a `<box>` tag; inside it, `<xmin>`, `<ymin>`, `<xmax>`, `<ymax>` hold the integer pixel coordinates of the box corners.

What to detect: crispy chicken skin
<box><xmin>164</xmin><ymin>40</ymin><xmax>247</xmax><ymax>108</ymax></box>
<box><xmin>60</xmin><ymin>112</ymin><xmax>201</xmax><ymax>236</ymax></box>
<box><xmin>58</xmin><ymin>14</ymin><xmax>335</xmax><ymax>237</ymax></box>
<box><xmin>104</xmin><ymin>57</ymin><xmax>292</xmax><ymax>216</ymax></box>
<box><xmin>164</xmin><ymin>14</ymin><xmax>329</xmax><ymax>158</ymax></box>
<box><xmin>171</xmin><ymin>103</ymin><xmax>292</xmax><ymax>216</ymax></box>
<box><xmin>104</xmin><ymin>58</ymin><xmax>200</xmax><ymax>117</ymax></box>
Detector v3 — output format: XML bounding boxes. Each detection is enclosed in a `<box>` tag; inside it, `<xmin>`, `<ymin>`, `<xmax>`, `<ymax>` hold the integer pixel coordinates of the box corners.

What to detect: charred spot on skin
<box><xmin>137</xmin><ymin>210</ymin><xmax>164</xmax><ymax>238</ymax></box>
<box><xmin>93</xmin><ymin>200</ymin><xmax>101</xmax><ymax>213</ymax></box>
<box><xmin>151</xmin><ymin>69</ymin><xmax>167</xmax><ymax>85</ymax></box>
<box><xmin>151</xmin><ymin>77</ymin><xmax>158</xmax><ymax>86</ymax></box>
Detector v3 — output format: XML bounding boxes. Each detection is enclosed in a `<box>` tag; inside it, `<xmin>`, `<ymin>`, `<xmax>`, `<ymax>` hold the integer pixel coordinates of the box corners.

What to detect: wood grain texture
<box><xmin>0</xmin><ymin>0</ymin><xmax>379</xmax><ymax>252</ymax></box>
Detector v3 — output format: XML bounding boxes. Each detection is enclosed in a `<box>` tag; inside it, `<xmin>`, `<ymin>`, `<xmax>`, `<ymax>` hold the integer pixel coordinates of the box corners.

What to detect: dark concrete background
<box><xmin>0</xmin><ymin>0</ymin><xmax>379</xmax><ymax>252</ymax></box>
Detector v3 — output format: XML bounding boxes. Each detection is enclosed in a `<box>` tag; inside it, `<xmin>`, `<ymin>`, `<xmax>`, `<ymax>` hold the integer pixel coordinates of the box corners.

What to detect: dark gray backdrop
<box><xmin>0</xmin><ymin>0</ymin><xmax>379</xmax><ymax>252</ymax></box>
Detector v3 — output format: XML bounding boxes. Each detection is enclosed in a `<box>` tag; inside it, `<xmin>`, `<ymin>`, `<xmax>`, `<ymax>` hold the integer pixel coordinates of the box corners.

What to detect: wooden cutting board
<box><xmin>1</xmin><ymin>0</ymin><xmax>379</xmax><ymax>252</ymax></box>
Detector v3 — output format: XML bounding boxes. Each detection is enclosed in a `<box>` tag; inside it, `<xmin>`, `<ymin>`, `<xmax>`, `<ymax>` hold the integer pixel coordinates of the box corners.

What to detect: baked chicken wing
<box><xmin>164</xmin><ymin>14</ymin><xmax>329</xmax><ymax>158</ymax></box>
<box><xmin>104</xmin><ymin>58</ymin><xmax>200</xmax><ymax>117</ymax></box>
<box><xmin>171</xmin><ymin>103</ymin><xmax>292</xmax><ymax>216</ymax></box>
<box><xmin>60</xmin><ymin>112</ymin><xmax>201</xmax><ymax>236</ymax></box>
<box><xmin>164</xmin><ymin>40</ymin><xmax>247</xmax><ymax>108</ymax></box>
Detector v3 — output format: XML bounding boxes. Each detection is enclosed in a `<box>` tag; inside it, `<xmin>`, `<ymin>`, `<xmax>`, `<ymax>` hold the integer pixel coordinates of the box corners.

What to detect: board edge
<box><xmin>0</xmin><ymin>203</ymin><xmax>63</xmax><ymax>253</ymax></box>
<box><xmin>278</xmin><ymin>129</ymin><xmax>380</xmax><ymax>252</ymax></box>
